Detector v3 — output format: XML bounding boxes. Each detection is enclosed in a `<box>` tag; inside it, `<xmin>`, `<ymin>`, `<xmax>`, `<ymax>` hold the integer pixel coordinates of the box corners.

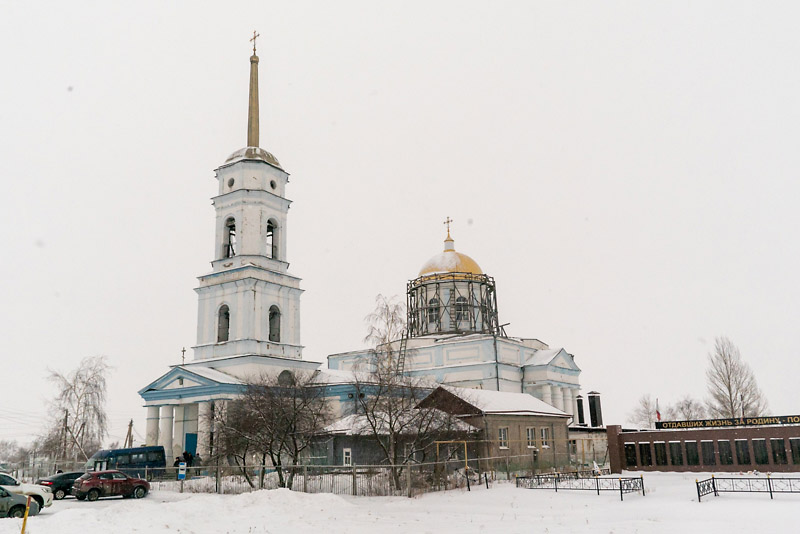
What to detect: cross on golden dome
<box><xmin>443</xmin><ymin>216</ymin><xmax>453</xmax><ymax>238</ymax></box>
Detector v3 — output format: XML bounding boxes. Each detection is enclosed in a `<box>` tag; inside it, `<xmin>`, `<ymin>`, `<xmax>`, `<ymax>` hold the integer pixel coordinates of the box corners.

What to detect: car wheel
<box><xmin>76</xmin><ymin>494</ymin><xmax>86</xmax><ymax>501</ymax></box>
<box><xmin>32</xmin><ymin>496</ymin><xmax>44</xmax><ymax>510</ymax></box>
<box><xmin>54</xmin><ymin>489</ymin><xmax>66</xmax><ymax>500</ymax></box>
<box><xmin>9</xmin><ymin>506</ymin><xmax>26</xmax><ymax>518</ymax></box>
<box><xmin>132</xmin><ymin>486</ymin><xmax>147</xmax><ymax>499</ymax></box>
<box><xmin>87</xmin><ymin>489</ymin><xmax>100</xmax><ymax>502</ymax></box>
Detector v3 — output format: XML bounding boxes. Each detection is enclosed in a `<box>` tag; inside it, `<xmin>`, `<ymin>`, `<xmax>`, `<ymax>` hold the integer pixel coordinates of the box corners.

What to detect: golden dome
<box><xmin>418</xmin><ymin>233</ymin><xmax>483</xmax><ymax>276</ymax></box>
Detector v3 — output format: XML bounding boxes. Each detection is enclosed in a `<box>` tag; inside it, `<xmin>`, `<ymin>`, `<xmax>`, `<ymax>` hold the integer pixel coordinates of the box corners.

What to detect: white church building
<box><xmin>327</xmin><ymin>229</ymin><xmax>584</xmax><ymax>420</ymax></box>
<box><xmin>139</xmin><ymin>43</ymin><xmax>592</xmax><ymax>461</ymax></box>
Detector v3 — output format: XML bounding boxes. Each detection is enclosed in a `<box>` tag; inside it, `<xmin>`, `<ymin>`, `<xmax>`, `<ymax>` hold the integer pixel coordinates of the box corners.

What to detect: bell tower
<box><xmin>192</xmin><ymin>36</ymin><xmax>303</xmax><ymax>361</ymax></box>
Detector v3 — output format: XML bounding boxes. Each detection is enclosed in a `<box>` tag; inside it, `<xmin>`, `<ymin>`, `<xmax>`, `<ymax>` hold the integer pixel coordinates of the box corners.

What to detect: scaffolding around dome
<box><xmin>406</xmin><ymin>271</ymin><xmax>503</xmax><ymax>338</ymax></box>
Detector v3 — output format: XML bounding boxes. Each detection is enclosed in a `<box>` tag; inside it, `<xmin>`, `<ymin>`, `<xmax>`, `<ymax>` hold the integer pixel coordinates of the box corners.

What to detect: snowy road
<box><xmin>1</xmin><ymin>472</ymin><xmax>795</xmax><ymax>533</ymax></box>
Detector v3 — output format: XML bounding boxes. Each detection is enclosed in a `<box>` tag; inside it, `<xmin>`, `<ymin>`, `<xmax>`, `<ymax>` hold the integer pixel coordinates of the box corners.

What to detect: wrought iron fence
<box><xmin>516</xmin><ymin>473</ymin><xmax>644</xmax><ymax>501</ymax></box>
<box><xmin>696</xmin><ymin>475</ymin><xmax>800</xmax><ymax>502</ymax></box>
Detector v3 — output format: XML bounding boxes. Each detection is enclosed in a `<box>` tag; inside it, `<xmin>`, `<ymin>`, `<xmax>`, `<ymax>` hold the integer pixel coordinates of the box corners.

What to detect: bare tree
<box><xmin>212</xmin><ymin>371</ymin><xmax>331</xmax><ymax>489</ymax></box>
<box><xmin>363</xmin><ymin>294</ymin><xmax>406</xmax><ymax>348</ymax></box>
<box><xmin>0</xmin><ymin>440</ymin><xmax>23</xmax><ymax>464</ymax></box>
<box><xmin>43</xmin><ymin>356</ymin><xmax>111</xmax><ymax>461</ymax></box>
<box><xmin>664</xmin><ymin>395</ymin><xmax>707</xmax><ymax>421</ymax></box>
<box><xmin>706</xmin><ymin>337</ymin><xmax>768</xmax><ymax>418</ymax></box>
<box><xmin>352</xmin><ymin>364</ymin><xmax>465</xmax><ymax>489</ymax></box>
<box><xmin>627</xmin><ymin>394</ymin><xmax>659</xmax><ymax>429</ymax></box>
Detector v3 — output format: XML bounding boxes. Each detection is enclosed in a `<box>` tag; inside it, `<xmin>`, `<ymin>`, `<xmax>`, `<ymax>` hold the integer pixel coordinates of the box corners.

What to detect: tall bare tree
<box><xmin>363</xmin><ymin>294</ymin><xmax>406</xmax><ymax>348</ymax></box>
<box><xmin>212</xmin><ymin>371</ymin><xmax>331</xmax><ymax>489</ymax></box>
<box><xmin>706</xmin><ymin>337</ymin><xmax>768</xmax><ymax>418</ymax></box>
<box><xmin>43</xmin><ymin>356</ymin><xmax>110</xmax><ymax>460</ymax></box>
<box><xmin>352</xmin><ymin>364</ymin><xmax>466</xmax><ymax>489</ymax></box>
<box><xmin>665</xmin><ymin>395</ymin><xmax>707</xmax><ymax>421</ymax></box>
<box><xmin>627</xmin><ymin>394</ymin><xmax>659</xmax><ymax>429</ymax></box>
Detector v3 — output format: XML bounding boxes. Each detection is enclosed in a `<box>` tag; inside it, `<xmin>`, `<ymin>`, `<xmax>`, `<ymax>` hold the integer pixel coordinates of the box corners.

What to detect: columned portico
<box><xmin>551</xmin><ymin>385</ymin><xmax>564</xmax><ymax>411</ymax></box>
<box><xmin>172</xmin><ymin>405</ymin><xmax>186</xmax><ymax>458</ymax></box>
<box><xmin>541</xmin><ymin>385</ymin><xmax>553</xmax><ymax>405</ymax></box>
<box><xmin>145</xmin><ymin>406</ymin><xmax>160</xmax><ymax>446</ymax></box>
<box><xmin>562</xmin><ymin>388</ymin><xmax>574</xmax><ymax>417</ymax></box>
<box><xmin>158</xmin><ymin>405</ymin><xmax>174</xmax><ymax>455</ymax></box>
<box><xmin>572</xmin><ymin>391</ymin><xmax>580</xmax><ymax>422</ymax></box>
<box><xmin>197</xmin><ymin>401</ymin><xmax>212</xmax><ymax>458</ymax></box>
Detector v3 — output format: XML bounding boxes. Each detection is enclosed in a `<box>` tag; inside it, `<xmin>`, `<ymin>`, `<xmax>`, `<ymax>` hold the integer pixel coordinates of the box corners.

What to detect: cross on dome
<box><xmin>443</xmin><ymin>216</ymin><xmax>453</xmax><ymax>238</ymax></box>
<box><xmin>250</xmin><ymin>30</ymin><xmax>260</xmax><ymax>54</ymax></box>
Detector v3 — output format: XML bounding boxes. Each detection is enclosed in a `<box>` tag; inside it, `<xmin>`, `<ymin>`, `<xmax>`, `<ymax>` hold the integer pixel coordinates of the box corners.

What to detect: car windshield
<box><xmin>77</xmin><ymin>474</ymin><xmax>91</xmax><ymax>481</ymax></box>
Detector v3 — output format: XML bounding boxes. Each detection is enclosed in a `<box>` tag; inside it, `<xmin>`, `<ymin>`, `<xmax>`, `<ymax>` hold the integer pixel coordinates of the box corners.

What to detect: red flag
<box><xmin>656</xmin><ymin>398</ymin><xmax>661</xmax><ymax>422</ymax></box>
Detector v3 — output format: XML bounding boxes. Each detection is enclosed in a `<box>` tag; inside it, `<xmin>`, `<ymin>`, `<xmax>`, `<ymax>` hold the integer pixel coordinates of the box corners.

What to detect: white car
<box><xmin>0</xmin><ymin>473</ymin><xmax>53</xmax><ymax>509</ymax></box>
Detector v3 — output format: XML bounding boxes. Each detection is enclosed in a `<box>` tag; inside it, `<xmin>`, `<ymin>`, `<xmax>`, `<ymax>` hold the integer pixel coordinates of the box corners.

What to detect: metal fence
<box><xmin>516</xmin><ymin>473</ymin><xmax>645</xmax><ymax>501</ymax></box>
<box><xmin>144</xmin><ymin>454</ymin><xmax>609</xmax><ymax>498</ymax></box>
<box><xmin>696</xmin><ymin>475</ymin><xmax>800</xmax><ymax>502</ymax></box>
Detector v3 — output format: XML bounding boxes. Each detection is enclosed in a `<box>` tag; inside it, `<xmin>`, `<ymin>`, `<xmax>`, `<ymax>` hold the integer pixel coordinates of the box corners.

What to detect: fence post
<box><xmin>641</xmin><ymin>475</ymin><xmax>645</xmax><ymax>496</ymax></box>
<box><xmin>352</xmin><ymin>465</ymin><xmax>357</xmax><ymax>496</ymax></box>
<box><xmin>303</xmin><ymin>465</ymin><xmax>308</xmax><ymax>493</ymax></box>
<box><xmin>407</xmin><ymin>466</ymin><xmax>412</xmax><ymax>498</ymax></box>
<box><xmin>485</xmin><ymin>472</ymin><xmax>489</xmax><ymax>489</ymax></box>
<box><xmin>554</xmin><ymin>474</ymin><xmax>558</xmax><ymax>493</ymax></box>
<box><xmin>505</xmin><ymin>457</ymin><xmax>510</xmax><ymax>480</ymax></box>
<box><xmin>712</xmin><ymin>475</ymin><xmax>717</xmax><ymax>497</ymax></box>
<box><xmin>595</xmin><ymin>476</ymin><xmax>600</xmax><ymax>496</ymax></box>
<box><xmin>466</xmin><ymin>469</ymin><xmax>471</xmax><ymax>492</ymax></box>
<box><xmin>768</xmin><ymin>474</ymin><xmax>773</xmax><ymax>500</ymax></box>
<box><xmin>619</xmin><ymin>478</ymin><xmax>623</xmax><ymax>502</ymax></box>
<box><xmin>216</xmin><ymin>464</ymin><xmax>221</xmax><ymax>494</ymax></box>
<box><xmin>696</xmin><ymin>479</ymin><xmax>701</xmax><ymax>503</ymax></box>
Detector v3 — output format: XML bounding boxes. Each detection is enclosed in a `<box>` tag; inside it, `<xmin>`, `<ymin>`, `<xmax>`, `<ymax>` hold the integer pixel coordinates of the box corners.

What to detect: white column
<box><xmin>197</xmin><ymin>401</ymin><xmax>212</xmax><ymax>458</ymax></box>
<box><xmin>145</xmin><ymin>406</ymin><xmax>160</xmax><ymax>446</ymax></box>
<box><xmin>158</xmin><ymin>405</ymin><xmax>174</xmax><ymax>456</ymax></box>
<box><xmin>551</xmin><ymin>386</ymin><xmax>564</xmax><ymax>411</ymax></box>
<box><xmin>572</xmin><ymin>390</ymin><xmax>580</xmax><ymax>422</ymax></box>
<box><xmin>541</xmin><ymin>385</ymin><xmax>553</xmax><ymax>406</ymax></box>
<box><xmin>172</xmin><ymin>405</ymin><xmax>186</xmax><ymax>458</ymax></box>
<box><xmin>562</xmin><ymin>388</ymin><xmax>574</xmax><ymax>417</ymax></box>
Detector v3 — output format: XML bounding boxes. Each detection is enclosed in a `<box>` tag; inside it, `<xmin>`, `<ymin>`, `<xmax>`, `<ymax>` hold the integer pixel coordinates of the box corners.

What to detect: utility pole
<box><xmin>61</xmin><ymin>410</ymin><xmax>69</xmax><ymax>462</ymax></box>
<box><xmin>124</xmin><ymin>419</ymin><xmax>134</xmax><ymax>448</ymax></box>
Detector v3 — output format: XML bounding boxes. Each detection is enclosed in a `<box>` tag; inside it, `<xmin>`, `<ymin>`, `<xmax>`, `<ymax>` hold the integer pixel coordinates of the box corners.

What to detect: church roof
<box><xmin>181</xmin><ymin>365</ymin><xmax>243</xmax><ymax>384</ymax></box>
<box><xmin>322</xmin><ymin>411</ymin><xmax>477</xmax><ymax>436</ymax></box>
<box><xmin>418</xmin><ymin>232</ymin><xmax>482</xmax><ymax>276</ymax></box>
<box><xmin>437</xmin><ymin>386</ymin><xmax>567</xmax><ymax>417</ymax></box>
<box><xmin>224</xmin><ymin>146</ymin><xmax>284</xmax><ymax>170</ymax></box>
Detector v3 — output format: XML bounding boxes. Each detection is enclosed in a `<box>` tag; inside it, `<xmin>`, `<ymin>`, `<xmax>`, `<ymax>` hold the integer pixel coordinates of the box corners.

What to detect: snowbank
<box><xmin>2</xmin><ymin>472</ymin><xmax>796</xmax><ymax>533</ymax></box>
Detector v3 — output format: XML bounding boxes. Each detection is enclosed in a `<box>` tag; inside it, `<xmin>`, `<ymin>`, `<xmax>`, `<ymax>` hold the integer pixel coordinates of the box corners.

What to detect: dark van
<box><xmin>86</xmin><ymin>446</ymin><xmax>166</xmax><ymax>479</ymax></box>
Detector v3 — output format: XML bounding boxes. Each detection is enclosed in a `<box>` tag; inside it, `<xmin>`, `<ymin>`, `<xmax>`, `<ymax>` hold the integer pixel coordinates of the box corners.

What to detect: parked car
<box><xmin>0</xmin><ymin>487</ymin><xmax>40</xmax><ymax>518</ymax></box>
<box><xmin>71</xmin><ymin>470</ymin><xmax>149</xmax><ymax>501</ymax></box>
<box><xmin>0</xmin><ymin>473</ymin><xmax>53</xmax><ymax>510</ymax></box>
<box><xmin>35</xmin><ymin>472</ymin><xmax>85</xmax><ymax>500</ymax></box>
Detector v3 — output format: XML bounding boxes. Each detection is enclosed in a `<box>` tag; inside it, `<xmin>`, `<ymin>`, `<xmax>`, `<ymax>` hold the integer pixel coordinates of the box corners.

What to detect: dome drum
<box><xmin>406</xmin><ymin>272</ymin><xmax>500</xmax><ymax>338</ymax></box>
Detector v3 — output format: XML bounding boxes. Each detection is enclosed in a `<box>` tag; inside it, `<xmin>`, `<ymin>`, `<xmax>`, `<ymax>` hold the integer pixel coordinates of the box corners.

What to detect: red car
<box><xmin>71</xmin><ymin>470</ymin><xmax>150</xmax><ymax>501</ymax></box>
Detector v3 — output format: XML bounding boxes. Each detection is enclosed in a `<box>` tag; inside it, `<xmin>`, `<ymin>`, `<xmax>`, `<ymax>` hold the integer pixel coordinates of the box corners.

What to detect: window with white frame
<box><xmin>498</xmin><ymin>427</ymin><xmax>509</xmax><ymax>449</ymax></box>
<box><xmin>526</xmin><ymin>427</ymin><xmax>536</xmax><ymax>448</ymax></box>
<box><xmin>343</xmin><ymin>448</ymin><xmax>352</xmax><ymax>466</ymax></box>
<box><xmin>540</xmin><ymin>427</ymin><xmax>551</xmax><ymax>448</ymax></box>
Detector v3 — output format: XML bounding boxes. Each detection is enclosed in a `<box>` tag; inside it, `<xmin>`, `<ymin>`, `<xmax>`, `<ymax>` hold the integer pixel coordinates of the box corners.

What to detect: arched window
<box><xmin>217</xmin><ymin>305</ymin><xmax>230</xmax><ymax>342</ymax></box>
<box><xmin>223</xmin><ymin>218</ymin><xmax>237</xmax><ymax>258</ymax></box>
<box><xmin>278</xmin><ymin>370</ymin><xmax>295</xmax><ymax>386</ymax></box>
<box><xmin>269</xmin><ymin>305</ymin><xmax>281</xmax><ymax>342</ymax></box>
<box><xmin>427</xmin><ymin>298</ymin><xmax>439</xmax><ymax>324</ymax></box>
<box><xmin>455</xmin><ymin>296</ymin><xmax>468</xmax><ymax>322</ymax></box>
<box><xmin>266</xmin><ymin>220</ymin><xmax>277</xmax><ymax>259</ymax></box>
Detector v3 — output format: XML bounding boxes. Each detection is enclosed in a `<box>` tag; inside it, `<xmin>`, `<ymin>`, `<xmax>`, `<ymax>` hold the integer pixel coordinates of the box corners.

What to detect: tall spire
<box><xmin>247</xmin><ymin>31</ymin><xmax>260</xmax><ymax>148</ymax></box>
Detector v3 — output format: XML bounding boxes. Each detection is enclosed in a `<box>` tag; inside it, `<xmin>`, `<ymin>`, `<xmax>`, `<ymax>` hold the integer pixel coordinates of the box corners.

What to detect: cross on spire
<box><xmin>181</xmin><ymin>347</ymin><xmax>186</xmax><ymax>365</ymax></box>
<box><xmin>443</xmin><ymin>216</ymin><xmax>453</xmax><ymax>237</ymax></box>
<box><xmin>250</xmin><ymin>30</ymin><xmax>260</xmax><ymax>54</ymax></box>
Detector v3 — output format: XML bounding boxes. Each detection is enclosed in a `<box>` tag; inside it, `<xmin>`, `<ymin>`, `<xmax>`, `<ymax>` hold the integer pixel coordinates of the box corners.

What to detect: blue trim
<box><xmin>140</xmin><ymin>383</ymin><xmax>245</xmax><ymax>402</ymax></box>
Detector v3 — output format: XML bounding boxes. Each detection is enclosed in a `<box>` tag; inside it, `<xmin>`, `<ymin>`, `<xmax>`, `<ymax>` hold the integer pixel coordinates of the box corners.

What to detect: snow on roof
<box><xmin>180</xmin><ymin>366</ymin><xmax>243</xmax><ymax>385</ymax></box>
<box><xmin>322</xmin><ymin>412</ymin><xmax>477</xmax><ymax>436</ymax></box>
<box><xmin>523</xmin><ymin>348</ymin><xmax>564</xmax><ymax>366</ymax></box>
<box><xmin>441</xmin><ymin>386</ymin><xmax>567</xmax><ymax>417</ymax></box>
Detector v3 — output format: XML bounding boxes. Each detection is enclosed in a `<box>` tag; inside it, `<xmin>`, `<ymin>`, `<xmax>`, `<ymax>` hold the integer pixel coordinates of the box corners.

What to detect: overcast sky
<box><xmin>2</xmin><ymin>1</ymin><xmax>799</xmax><ymax>445</ymax></box>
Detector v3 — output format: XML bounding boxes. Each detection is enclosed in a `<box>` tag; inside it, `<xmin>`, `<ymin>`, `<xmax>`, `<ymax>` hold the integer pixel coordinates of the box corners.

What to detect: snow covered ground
<box><xmin>2</xmin><ymin>472</ymin><xmax>796</xmax><ymax>533</ymax></box>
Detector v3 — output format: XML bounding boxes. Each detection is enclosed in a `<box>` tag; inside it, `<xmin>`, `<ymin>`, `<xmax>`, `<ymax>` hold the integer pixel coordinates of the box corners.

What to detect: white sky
<box><xmin>2</xmin><ymin>1</ymin><xmax>799</xmax><ymax>446</ymax></box>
